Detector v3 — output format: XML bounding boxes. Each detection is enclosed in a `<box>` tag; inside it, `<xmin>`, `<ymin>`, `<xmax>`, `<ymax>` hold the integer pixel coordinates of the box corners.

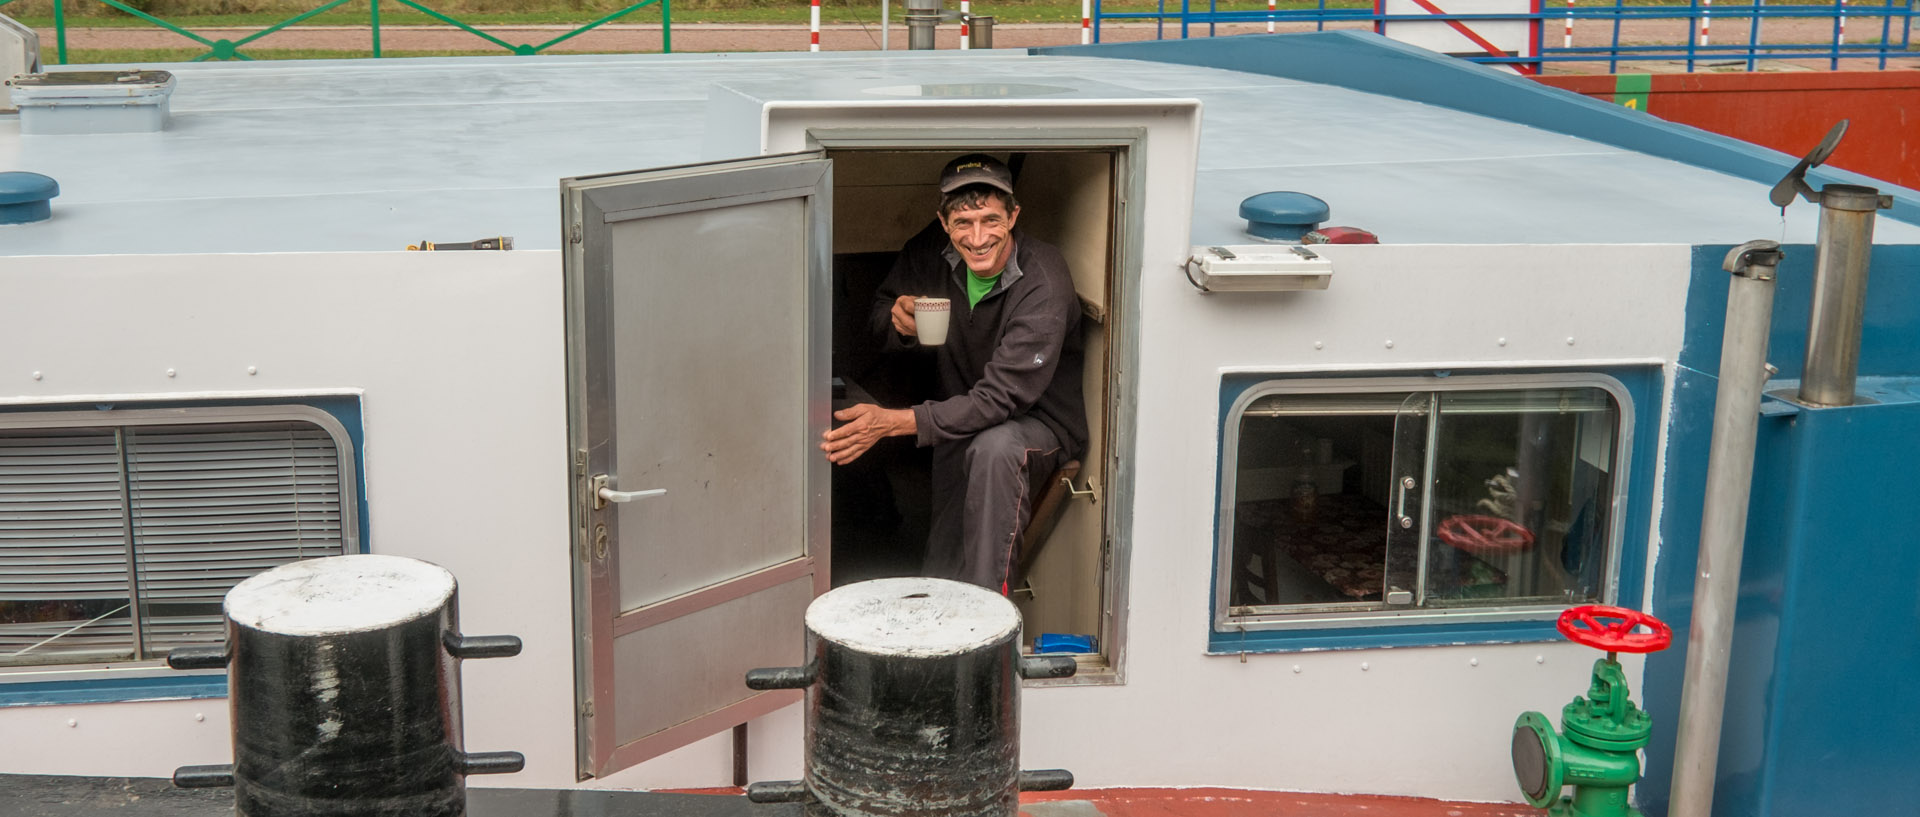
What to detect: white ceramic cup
<box><xmin>913</xmin><ymin>297</ymin><xmax>951</xmax><ymax>347</ymax></box>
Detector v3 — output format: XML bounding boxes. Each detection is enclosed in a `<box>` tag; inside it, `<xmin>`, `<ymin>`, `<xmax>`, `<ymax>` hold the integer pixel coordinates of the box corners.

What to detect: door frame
<box><xmin>809</xmin><ymin>130</ymin><xmax>1146</xmax><ymax>686</ymax></box>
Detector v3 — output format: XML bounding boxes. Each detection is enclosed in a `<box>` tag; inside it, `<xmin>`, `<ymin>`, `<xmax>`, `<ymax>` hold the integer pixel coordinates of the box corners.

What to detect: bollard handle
<box><xmin>459</xmin><ymin>751</ymin><xmax>526</xmax><ymax>776</ymax></box>
<box><xmin>745</xmin><ymin>665</ymin><xmax>815</xmax><ymax>690</ymax></box>
<box><xmin>166</xmin><ymin>646</ymin><xmax>230</xmax><ymax>670</ymax></box>
<box><xmin>1019</xmin><ymin>655</ymin><xmax>1078</xmax><ymax>680</ymax></box>
<box><xmin>445</xmin><ymin>633</ymin><xmax>523</xmax><ymax>660</ymax></box>
<box><xmin>1019</xmin><ymin>770</ymin><xmax>1075</xmax><ymax>791</ymax></box>
<box><xmin>172</xmin><ymin>764</ymin><xmax>235</xmax><ymax>788</ymax></box>
<box><xmin>746</xmin><ymin>780</ymin><xmax>810</xmax><ymax>803</ymax></box>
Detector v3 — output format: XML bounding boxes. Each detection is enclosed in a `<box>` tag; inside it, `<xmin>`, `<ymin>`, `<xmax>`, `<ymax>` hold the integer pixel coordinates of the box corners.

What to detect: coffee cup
<box><xmin>913</xmin><ymin>297</ymin><xmax>951</xmax><ymax>347</ymax></box>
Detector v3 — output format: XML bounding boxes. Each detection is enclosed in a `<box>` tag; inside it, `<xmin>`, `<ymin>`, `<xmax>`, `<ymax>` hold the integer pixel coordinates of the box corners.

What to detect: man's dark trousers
<box><xmin>922</xmin><ymin>414</ymin><xmax>1068</xmax><ymax>591</ymax></box>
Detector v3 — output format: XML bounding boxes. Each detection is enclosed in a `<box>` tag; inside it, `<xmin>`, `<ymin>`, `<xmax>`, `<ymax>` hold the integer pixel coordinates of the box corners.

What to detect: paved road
<box><xmin>40</xmin><ymin>19</ymin><xmax>1919</xmax><ymax>73</ymax></box>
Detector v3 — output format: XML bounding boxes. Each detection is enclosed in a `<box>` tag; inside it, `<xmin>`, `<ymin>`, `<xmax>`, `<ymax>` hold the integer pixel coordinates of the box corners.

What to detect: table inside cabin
<box><xmin>1235</xmin><ymin>495</ymin><xmax>1508</xmax><ymax>604</ymax></box>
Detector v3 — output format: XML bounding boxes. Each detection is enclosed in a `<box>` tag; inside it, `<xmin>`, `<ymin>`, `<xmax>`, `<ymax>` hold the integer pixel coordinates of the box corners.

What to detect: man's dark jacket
<box><xmin>869</xmin><ymin>222</ymin><xmax>1087</xmax><ymax>459</ymax></box>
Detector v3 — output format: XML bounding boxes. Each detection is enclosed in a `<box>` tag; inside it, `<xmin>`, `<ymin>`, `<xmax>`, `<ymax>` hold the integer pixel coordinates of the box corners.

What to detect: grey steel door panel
<box><xmin>563</xmin><ymin>152</ymin><xmax>832</xmax><ymax>779</ymax></box>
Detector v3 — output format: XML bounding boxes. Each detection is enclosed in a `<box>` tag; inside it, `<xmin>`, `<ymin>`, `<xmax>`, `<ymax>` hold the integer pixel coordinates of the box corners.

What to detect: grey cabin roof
<box><xmin>5</xmin><ymin>48</ymin><xmax>1917</xmax><ymax>256</ymax></box>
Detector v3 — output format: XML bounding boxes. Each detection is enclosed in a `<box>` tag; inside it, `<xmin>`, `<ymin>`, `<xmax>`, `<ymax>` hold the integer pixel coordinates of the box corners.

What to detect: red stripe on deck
<box><xmin>1020</xmin><ymin>788</ymin><xmax>1540</xmax><ymax>817</ymax></box>
<box><xmin>666</xmin><ymin>786</ymin><xmax>1555</xmax><ymax>815</ymax></box>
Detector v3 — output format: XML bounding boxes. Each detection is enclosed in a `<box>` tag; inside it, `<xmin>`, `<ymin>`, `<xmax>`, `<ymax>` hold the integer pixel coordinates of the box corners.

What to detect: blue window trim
<box><xmin>0</xmin><ymin>395</ymin><xmax>367</xmax><ymax>706</ymax></box>
<box><xmin>0</xmin><ymin>675</ymin><xmax>228</xmax><ymax>708</ymax></box>
<box><xmin>1208</xmin><ymin>366</ymin><xmax>1662</xmax><ymax>654</ymax></box>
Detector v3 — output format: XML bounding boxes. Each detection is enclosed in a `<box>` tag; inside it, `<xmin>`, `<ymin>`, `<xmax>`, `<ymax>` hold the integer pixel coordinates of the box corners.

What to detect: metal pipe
<box><xmin>968</xmin><ymin>15</ymin><xmax>994</xmax><ymax>48</ymax></box>
<box><xmin>1668</xmin><ymin>240</ymin><xmax>1782</xmax><ymax>817</ymax></box>
<box><xmin>1798</xmin><ymin>183</ymin><xmax>1884</xmax><ymax>407</ymax></box>
<box><xmin>905</xmin><ymin>0</ymin><xmax>941</xmax><ymax>49</ymax></box>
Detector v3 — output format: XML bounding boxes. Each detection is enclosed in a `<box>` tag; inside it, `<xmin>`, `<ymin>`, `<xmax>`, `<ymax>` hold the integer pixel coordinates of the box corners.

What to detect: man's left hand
<box><xmin>821</xmin><ymin>404</ymin><xmax>916</xmax><ymax>465</ymax></box>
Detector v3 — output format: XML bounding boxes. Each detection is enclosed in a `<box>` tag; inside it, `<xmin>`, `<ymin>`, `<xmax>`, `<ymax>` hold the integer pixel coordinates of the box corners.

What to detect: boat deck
<box><xmin>0</xmin><ymin>775</ymin><xmax>1541</xmax><ymax>817</ymax></box>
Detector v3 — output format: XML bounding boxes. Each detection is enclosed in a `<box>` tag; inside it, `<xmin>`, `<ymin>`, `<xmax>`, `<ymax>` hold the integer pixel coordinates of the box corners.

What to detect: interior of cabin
<box><xmin>822</xmin><ymin>148</ymin><xmax>1119</xmax><ymax>656</ymax></box>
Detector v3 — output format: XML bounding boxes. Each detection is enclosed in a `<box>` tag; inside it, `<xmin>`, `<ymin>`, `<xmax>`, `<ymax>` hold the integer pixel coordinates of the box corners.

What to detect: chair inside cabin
<box><xmin>1011</xmin><ymin>458</ymin><xmax>1082</xmax><ymax>594</ymax></box>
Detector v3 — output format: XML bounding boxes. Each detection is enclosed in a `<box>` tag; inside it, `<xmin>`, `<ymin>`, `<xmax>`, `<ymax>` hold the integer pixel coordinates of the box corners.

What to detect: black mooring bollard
<box><xmin>167</xmin><ymin>554</ymin><xmax>523</xmax><ymax>817</ymax></box>
<box><xmin>748</xmin><ymin>577</ymin><xmax>1073</xmax><ymax>817</ymax></box>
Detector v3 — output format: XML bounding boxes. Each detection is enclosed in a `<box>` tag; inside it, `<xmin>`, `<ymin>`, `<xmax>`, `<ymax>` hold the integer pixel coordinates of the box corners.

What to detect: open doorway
<box><xmin>824</xmin><ymin>147</ymin><xmax>1119</xmax><ymax>660</ymax></box>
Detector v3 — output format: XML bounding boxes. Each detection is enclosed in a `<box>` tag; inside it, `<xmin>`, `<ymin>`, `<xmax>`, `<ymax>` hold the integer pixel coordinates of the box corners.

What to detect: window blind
<box><xmin>0</xmin><ymin>430</ymin><xmax>132</xmax><ymax>662</ymax></box>
<box><xmin>0</xmin><ymin>420</ymin><xmax>349</xmax><ymax>665</ymax></box>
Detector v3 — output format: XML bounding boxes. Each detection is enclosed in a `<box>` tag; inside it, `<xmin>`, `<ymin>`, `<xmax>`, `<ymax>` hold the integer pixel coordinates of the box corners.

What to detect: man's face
<box><xmin>940</xmin><ymin>196</ymin><xmax>1020</xmax><ymax>277</ymax></box>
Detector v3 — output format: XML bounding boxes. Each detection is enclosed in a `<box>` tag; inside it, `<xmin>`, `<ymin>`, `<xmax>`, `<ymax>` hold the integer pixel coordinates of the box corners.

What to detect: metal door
<box><xmin>562</xmin><ymin>153</ymin><xmax>832</xmax><ymax>779</ymax></box>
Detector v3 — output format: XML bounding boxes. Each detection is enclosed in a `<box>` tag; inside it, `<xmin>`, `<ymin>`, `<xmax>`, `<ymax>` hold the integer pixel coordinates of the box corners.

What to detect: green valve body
<box><xmin>1512</xmin><ymin>657</ymin><xmax>1651</xmax><ymax>817</ymax></box>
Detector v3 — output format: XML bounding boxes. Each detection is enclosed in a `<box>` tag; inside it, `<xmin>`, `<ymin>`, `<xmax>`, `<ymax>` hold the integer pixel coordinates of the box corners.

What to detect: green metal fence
<box><xmin>0</xmin><ymin>0</ymin><xmax>671</xmax><ymax>63</ymax></box>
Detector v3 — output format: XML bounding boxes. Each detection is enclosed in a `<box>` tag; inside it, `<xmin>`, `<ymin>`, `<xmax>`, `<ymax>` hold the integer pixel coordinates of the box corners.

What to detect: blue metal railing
<box><xmin>1091</xmin><ymin>1</ymin><xmax>1918</xmax><ymax>72</ymax></box>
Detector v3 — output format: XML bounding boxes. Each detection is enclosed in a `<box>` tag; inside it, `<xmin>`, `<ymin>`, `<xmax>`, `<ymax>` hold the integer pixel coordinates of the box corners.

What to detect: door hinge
<box><xmin>581</xmin><ymin>700</ymin><xmax>595</xmax><ymax>719</ymax></box>
<box><xmin>569</xmin><ymin>223</ymin><xmax>583</xmax><ymax>244</ymax></box>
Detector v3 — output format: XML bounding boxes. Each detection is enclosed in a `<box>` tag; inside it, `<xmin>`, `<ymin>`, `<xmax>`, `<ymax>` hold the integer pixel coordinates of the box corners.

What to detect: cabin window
<box><xmin>0</xmin><ymin>410</ymin><xmax>356</xmax><ymax>675</ymax></box>
<box><xmin>1215</xmin><ymin>377</ymin><xmax>1628</xmax><ymax>641</ymax></box>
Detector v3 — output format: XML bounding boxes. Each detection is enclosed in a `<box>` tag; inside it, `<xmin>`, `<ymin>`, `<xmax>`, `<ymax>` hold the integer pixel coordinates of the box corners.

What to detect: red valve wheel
<box><xmin>1557</xmin><ymin>605</ymin><xmax>1672</xmax><ymax>653</ymax></box>
<box><xmin>1435</xmin><ymin>514</ymin><xmax>1535</xmax><ymax>554</ymax></box>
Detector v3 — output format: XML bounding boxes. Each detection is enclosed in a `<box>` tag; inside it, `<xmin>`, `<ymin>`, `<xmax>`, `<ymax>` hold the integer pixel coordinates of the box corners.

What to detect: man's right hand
<box><xmin>890</xmin><ymin>294</ymin><xmax>919</xmax><ymax>338</ymax></box>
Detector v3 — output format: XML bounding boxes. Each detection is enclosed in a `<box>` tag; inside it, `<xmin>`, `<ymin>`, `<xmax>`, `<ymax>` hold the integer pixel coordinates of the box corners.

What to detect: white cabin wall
<box><xmin>0</xmin><ymin>244</ymin><xmax>1699</xmax><ymax>799</ymax></box>
<box><xmin>0</xmin><ymin>251</ymin><xmax>586</xmax><ymax>787</ymax></box>
<box><xmin>1019</xmin><ymin>243</ymin><xmax>1692</xmax><ymax>801</ymax></box>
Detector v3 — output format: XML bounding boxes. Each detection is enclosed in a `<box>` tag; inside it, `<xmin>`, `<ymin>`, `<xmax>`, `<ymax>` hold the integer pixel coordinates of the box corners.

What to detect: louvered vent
<box><xmin>0</xmin><ymin>420</ymin><xmax>349</xmax><ymax>666</ymax></box>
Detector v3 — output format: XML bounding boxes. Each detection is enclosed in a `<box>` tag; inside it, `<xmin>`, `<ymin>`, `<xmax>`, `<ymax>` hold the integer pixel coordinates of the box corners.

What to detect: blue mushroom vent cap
<box><xmin>1240</xmin><ymin>191</ymin><xmax>1330</xmax><ymax>241</ymax></box>
<box><xmin>0</xmin><ymin>172</ymin><xmax>60</xmax><ymax>225</ymax></box>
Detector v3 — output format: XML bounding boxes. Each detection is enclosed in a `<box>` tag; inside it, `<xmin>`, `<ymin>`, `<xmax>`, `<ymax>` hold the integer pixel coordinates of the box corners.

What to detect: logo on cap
<box><xmin>939</xmin><ymin>154</ymin><xmax>1014</xmax><ymax>195</ymax></box>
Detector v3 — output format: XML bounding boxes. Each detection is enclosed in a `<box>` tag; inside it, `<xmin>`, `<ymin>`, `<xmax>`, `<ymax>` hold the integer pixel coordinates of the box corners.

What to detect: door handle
<box><xmin>592</xmin><ymin>475</ymin><xmax>665</xmax><ymax>510</ymax></box>
<box><xmin>1394</xmin><ymin>475</ymin><xmax>1416</xmax><ymax>530</ymax></box>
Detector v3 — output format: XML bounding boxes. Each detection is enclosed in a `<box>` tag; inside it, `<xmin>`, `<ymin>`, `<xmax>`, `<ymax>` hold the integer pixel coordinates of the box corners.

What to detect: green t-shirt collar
<box><xmin>942</xmin><ymin>236</ymin><xmax>1023</xmax><ymax>308</ymax></box>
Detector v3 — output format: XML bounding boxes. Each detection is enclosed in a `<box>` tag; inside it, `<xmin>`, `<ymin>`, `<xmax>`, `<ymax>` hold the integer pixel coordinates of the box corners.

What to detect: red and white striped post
<box><xmin>1268</xmin><ymin>0</ymin><xmax>1276</xmax><ymax>33</ymax></box>
<box><xmin>960</xmin><ymin>0</ymin><xmax>971</xmax><ymax>49</ymax></box>
<box><xmin>1564</xmin><ymin>0</ymin><xmax>1574</xmax><ymax>48</ymax></box>
<box><xmin>1700</xmin><ymin>0</ymin><xmax>1711</xmax><ymax>47</ymax></box>
<box><xmin>1838</xmin><ymin>0</ymin><xmax>1847</xmax><ymax>45</ymax></box>
<box><xmin>1082</xmin><ymin>0</ymin><xmax>1092</xmax><ymax>43</ymax></box>
<box><xmin>810</xmin><ymin>0</ymin><xmax>820</xmax><ymax>51</ymax></box>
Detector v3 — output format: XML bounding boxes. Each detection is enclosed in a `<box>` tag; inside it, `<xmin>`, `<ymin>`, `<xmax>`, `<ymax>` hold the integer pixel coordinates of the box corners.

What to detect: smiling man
<box><xmin>821</xmin><ymin>154</ymin><xmax>1087</xmax><ymax>592</ymax></box>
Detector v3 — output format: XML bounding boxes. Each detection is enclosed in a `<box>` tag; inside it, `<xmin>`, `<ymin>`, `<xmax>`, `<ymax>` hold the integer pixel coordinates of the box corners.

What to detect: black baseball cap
<box><xmin>939</xmin><ymin>154</ymin><xmax>1014</xmax><ymax>195</ymax></box>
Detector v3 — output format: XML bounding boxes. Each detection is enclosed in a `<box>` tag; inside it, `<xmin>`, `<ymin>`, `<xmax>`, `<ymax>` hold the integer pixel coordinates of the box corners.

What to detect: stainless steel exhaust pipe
<box><xmin>968</xmin><ymin>15</ymin><xmax>994</xmax><ymax>48</ymax></box>
<box><xmin>1668</xmin><ymin>240</ymin><xmax>1783</xmax><ymax>817</ymax></box>
<box><xmin>906</xmin><ymin>0</ymin><xmax>942</xmax><ymax>49</ymax></box>
<box><xmin>1798</xmin><ymin>184</ymin><xmax>1888</xmax><ymax>407</ymax></box>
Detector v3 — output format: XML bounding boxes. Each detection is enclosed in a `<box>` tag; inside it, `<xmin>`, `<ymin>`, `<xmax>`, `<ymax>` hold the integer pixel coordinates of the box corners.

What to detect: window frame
<box><xmin>0</xmin><ymin>403</ymin><xmax>361</xmax><ymax>694</ymax></box>
<box><xmin>1211</xmin><ymin>371</ymin><xmax>1650</xmax><ymax>653</ymax></box>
